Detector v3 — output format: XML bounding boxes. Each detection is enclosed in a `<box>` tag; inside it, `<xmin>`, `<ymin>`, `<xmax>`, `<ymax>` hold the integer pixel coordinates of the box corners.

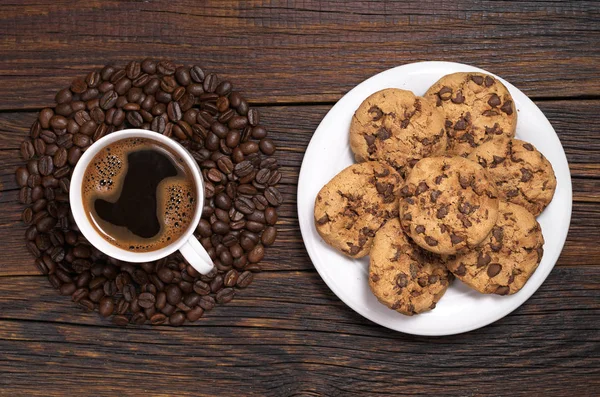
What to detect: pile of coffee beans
<box><xmin>15</xmin><ymin>59</ymin><xmax>281</xmax><ymax>326</ymax></box>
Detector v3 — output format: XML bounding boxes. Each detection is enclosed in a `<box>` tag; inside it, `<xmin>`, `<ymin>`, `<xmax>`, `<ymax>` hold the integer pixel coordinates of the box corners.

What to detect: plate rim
<box><xmin>297</xmin><ymin>61</ymin><xmax>573</xmax><ymax>336</ymax></box>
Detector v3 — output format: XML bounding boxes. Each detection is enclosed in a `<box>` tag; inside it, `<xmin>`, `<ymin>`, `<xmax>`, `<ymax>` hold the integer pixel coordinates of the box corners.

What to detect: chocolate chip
<box><xmin>477</xmin><ymin>252</ymin><xmax>492</xmax><ymax>267</ymax></box>
<box><xmin>487</xmin><ymin>94</ymin><xmax>501</xmax><ymax>107</ymax></box>
<box><xmin>458</xmin><ymin>200</ymin><xmax>475</xmax><ymax>215</ymax></box>
<box><xmin>415</xmin><ymin>225</ymin><xmax>425</xmax><ymax>234</ymax></box>
<box><xmin>364</xmin><ymin>134</ymin><xmax>376</xmax><ymax>146</ymax></box>
<box><xmin>430</xmin><ymin>190</ymin><xmax>441</xmax><ymax>202</ymax></box>
<box><xmin>487</xmin><ymin>263</ymin><xmax>502</xmax><ymax>277</ymax></box>
<box><xmin>424</xmin><ymin>236</ymin><xmax>438</xmax><ymax>246</ymax></box>
<box><xmin>371</xmin><ymin>274</ymin><xmax>380</xmax><ymax>282</ymax></box>
<box><xmin>485</xmin><ymin>124</ymin><xmax>503</xmax><ymax>136</ymax></box>
<box><xmin>416</xmin><ymin>181</ymin><xmax>429</xmax><ymax>195</ymax></box>
<box><xmin>438</xmin><ymin>86</ymin><xmax>452</xmax><ymax>100</ymax></box>
<box><xmin>457</xmin><ymin>213</ymin><xmax>472</xmax><ymax>228</ymax></box>
<box><xmin>402</xmin><ymin>212</ymin><xmax>412</xmax><ymax>221</ymax></box>
<box><xmin>451</xmin><ymin>90</ymin><xmax>465</xmax><ymax>104</ymax></box>
<box><xmin>459</xmin><ymin>132</ymin><xmax>477</xmax><ymax>147</ymax></box>
<box><xmin>436</xmin><ymin>205</ymin><xmax>448</xmax><ymax>219</ymax></box>
<box><xmin>348</xmin><ymin>245</ymin><xmax>361</xmax><ymax>256</ymax></box>
<box><xmin>455</xmin><ymin>263</ymin><xmax>466</xmax><ymax>276</ymax></box>
<box><xmin>482</xmin><ymin>110</ymin><xmax>500</xmax><ymax>117</ymax></box>
<box><xmin>395</xmin><ymin>273</ymin><xmax>408</xmax><ymax>288</ymax></box>
<box><xmin>376</xmin><ymin>127</ymin><xmax>391</xmax><ymax>140</ymax></box>
<box><xmin>417</xmin><ymin>277</ymin><xmax>428</xmax><ymax>287</ymax></box>
<box><xmin>484</xmin><ymin>76</ymin><xmax>495</xmax><ymax>87</ymax></box>
<box><xmin>368</xmin><ymin>106</ymin><xmax>383</xmax><ymax>121</ymax></box>
<box><xmin>471</xmin><ymin>75</ymin><xmax>484</xmax><ymax>85</ymax></box>
<box><xmin>520</xmin><ymin>168</ymin><xmax>533</xmax><ymax>182</ymax></box>
<box><xmin>450</xmin><ymin>234</ymin><xmax>464</xmax><ymax>245</ymax></box>
<box><xmin>500</xmin><ymin>100</ymin><xmax>514</xmax><ymax>115</ymax></box>
<box><xmin>400</xmin><ymin>185</ymin><xmax>411</xmax><ymax>197</ymax></box>
<box><xmin>454</xmin><ymin>119</ymin><xmax>467</xmax><ymax>131</ymax></box>
<box><xmin>495</xmin><ymin>286</ymin><xmax>510</xmax><ymax>295</ymax></box>
<box><xmin>523</xmin><ymin>143</ymin><xmax>534</xmax><ymax>151</ymax></box>
<box><xmin>459</xmin><ymin>175</ymin><xmax>470</xmax><ymax>189</ymax></box>
<box><xmin>374</xmin><ymin>167</ymin><xmax>390</xmax><ymax>178</ymax></box>
<box><xmin>428</xmin><ymin>275</ymin><xmax>439</xmax><ymax>284</ymax></box>
<box><xmin>435</xmin><ymin>175</ymin><xmax>445</xmax><ymax>185</ymax></box>
<box><xmin>492</xmin><ymin>227</ymin><xmax>504</xmax><ymax>241</ymax></box>
<box><xmin>506</xmin><ymin>189</ymin><xmax>519</xmax><ymax>198</ymax></box>
<box><xmin>316</xmin><ymin>214</ymin><xmax>330</xmax><ymax>225</ymax></box>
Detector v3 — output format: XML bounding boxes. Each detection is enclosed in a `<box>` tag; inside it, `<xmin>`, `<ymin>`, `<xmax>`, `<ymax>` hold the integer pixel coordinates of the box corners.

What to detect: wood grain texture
<box><xmin>0</xmin><ymin>1</ymin><xmax>599</xmax><ymax>109</ymax></box>
<box><xmin>0</xmin><ymin>267</ymin><xmax>599</xmax><ymax>396</ymax></box>
<box><xmin>1</xmin><ymin>1</ymin><xmax>599</xmax><ymax>396</ymax></box>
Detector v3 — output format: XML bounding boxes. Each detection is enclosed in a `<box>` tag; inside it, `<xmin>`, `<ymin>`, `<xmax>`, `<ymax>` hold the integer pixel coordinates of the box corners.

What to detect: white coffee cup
<box><xmin>69</xmin><ymin>129</ymin><xmax>214</xmax><ymax>274</ymax></box>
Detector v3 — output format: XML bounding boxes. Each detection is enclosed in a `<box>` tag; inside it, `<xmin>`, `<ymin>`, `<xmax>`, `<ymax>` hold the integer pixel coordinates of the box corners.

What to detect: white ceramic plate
<box><xmin>297</xmin><ymin>61</ymin><xmax>572</xmax><ymax>336</ymax></box>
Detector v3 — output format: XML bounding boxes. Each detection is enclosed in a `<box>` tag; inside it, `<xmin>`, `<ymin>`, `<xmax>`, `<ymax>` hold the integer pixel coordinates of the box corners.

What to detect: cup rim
<box><xmin>69</xmin><ymin>128</ymin><xmax>204</xmax><ymax>262</ymax></box>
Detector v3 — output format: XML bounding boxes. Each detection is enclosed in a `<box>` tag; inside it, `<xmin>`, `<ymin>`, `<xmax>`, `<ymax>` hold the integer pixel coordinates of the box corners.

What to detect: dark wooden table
<box><xmin>1</xmin><ymin>1</ymin><xmax>599</xmax><ymax>396</ymax></box>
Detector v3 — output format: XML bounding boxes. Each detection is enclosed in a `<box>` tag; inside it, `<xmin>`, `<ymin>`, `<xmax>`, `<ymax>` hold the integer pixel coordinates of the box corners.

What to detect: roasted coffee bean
<box><xmin>224</xmin><ymin>269</ymin><xmax>239</xmax><ymax>287</ymax></box>
<box><xmin>112</xmin><ymin>315</ymin><xmax>129</xmax><ymax>326</ymax></box>
<box><xmin>103</xmin><ymin>280</ymin><xmax>117</xmax><ymax>297</ymax></box>
<box><xmin>100</xmin><ymin>90</ymin><xmax>119</xmax><ymax>110</ymax></box>
<box><xmin>55</xmin><ymin>88</ymin><xmax>73</xmax><ymax>104</ymax></box>
<box><xmin>122</xmin><ymin>284</ymin><xmax>136</xmax><ymax>302</ymax></box>
<box><xmin>165</xmin><ymin>284</ymin><xmax>183</xmax><ymax>305</ymax></box>
<box><xmin>265</xmin><ymin>207</ymin><xmax>278</xmax><ymax>225</ymax></box>
<box><xmin>240</xmin><ymin>141</ymin><xmax>259</xmax><ymax>155</ymax></box>
<box><xmin>247</xmin><ymin>108</ymin><xmax>260</xmax><ymax>126</ymax></box>
<box><xmin>16</xmin><ymin>167</ymin><xmax>29</xmax><ymax>187</ymax></box>
<box><xmin>167</xmin><ymin>101</ymin><xmax>182</xmax><ymax>121</ymax></box>
<box><xmin>20</xmin><ymin>140</ymin><xmax>35</xmax><ymax>160</ymax></box>
<box><xmin>216</xmin><ymin>288</ymin><xmax>235</xmax><ymax>304</ymax></box>
<box><xmin>193</xmin><ymin>280</ymin><xmax>211</xmax><ymax>296</ymax></box>
<box><xmin>228</xmin><ymin>115</ymin><xmax>248</xmax><ymax>130</ymax></box>
<box><xmin>248</xmin><ymin>244</ymin><xmax>265</xmax><ymax>263</ymax></box>
<box><xmin>67</xmin><ymin>146</ymin><xmax>82</xmax><ymax>166</ymax></box>
<box><xmin>246</xmin><ymin>221</ymin><xmax>265</xmax><ymax>233</ymax></box>
<box><xmin>261</xmin><ymin>226</ymin><xmax>277</xmax><ymax>246</ymax></box>
<box><xmin>251</xmin><ymin>125</ymin><xmax>267</xmax><ymax>139</ymax></box>
<box><xmin>110</xmin><ymin>69</ymin><xmax>127</xmax><ymax>84</ymax></box>
<box><xmin>259</xmin><ymin>138</ymin><xmax>276</xmax><ymax>155</ymax></box>
<box><xmin>141</xmin><ymin>58</ymin><xmax>157</xmax><ymax>74</ymax></box>
<box><xmin>53</xmin><ymin>148</ymin><xmax>68</xmax><ymax>168</ymax></box>
<box><xmin>199</xmin><ymin>295</ymin><xmax>215</xmax><ymax>311</ymax></box>
<box><xmin>264</xmin><ymin>186</ymin><xmax>283</xmax><ymax>206</ymax></box>
<box><xmin>237</xmin><ymin>271</ymin><xmax>254</xmax><ymax>288</ymax></box>
<box><xmin>203</xmin><ymin>73</ymin><xmax>218</xmax><ymax>92</ymax></box>
<box><xmin>60</xmin><ymin>282</ymin><xmax>77</xmax><ymax>296</ymax></box>
<box><xmin>168</xmin><ymin>311</ymin><xmax>185</xmax><ymax>326</ymax></box>
<box><xmin>38</xmin><ymin>157</ymin><xmax>54</xmax><ymax>178</ymax></box>
<box><xmin>98</xmin><ymin>297</ymin><xmax>114</xmax><ymax>317</ymax></box>
<box><xmin>138</xmin><ymin>292</ymin><xmax>156</xmax><ymax>309</ymax></box>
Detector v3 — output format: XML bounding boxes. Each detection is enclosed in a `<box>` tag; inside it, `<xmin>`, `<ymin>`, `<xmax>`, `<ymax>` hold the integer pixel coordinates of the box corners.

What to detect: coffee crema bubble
<box><xmin>82</xmin><ymin>137</ymin><xmax>197</xmax><ymax>252</ymax></box>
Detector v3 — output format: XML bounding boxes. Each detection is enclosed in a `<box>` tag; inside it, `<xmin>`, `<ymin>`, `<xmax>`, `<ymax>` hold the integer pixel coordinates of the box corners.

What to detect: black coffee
<box><xmin>82</xmin><ymin>137</ymin><xmax>197</xmax><ymax>252</ymax></box>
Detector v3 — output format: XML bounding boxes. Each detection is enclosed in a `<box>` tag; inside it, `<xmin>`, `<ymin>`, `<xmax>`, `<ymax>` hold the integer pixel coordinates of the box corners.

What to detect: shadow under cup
<box><xmin>69</xmin><ymin>129</ymin><xmax>214</xmax><ymax>274</ymax></box>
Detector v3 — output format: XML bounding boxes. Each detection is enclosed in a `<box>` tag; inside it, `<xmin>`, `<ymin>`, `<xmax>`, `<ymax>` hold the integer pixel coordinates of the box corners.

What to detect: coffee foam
<box><xmin>82</xmin><ymin>137</ymin><xmax>197</xmax><ymax>252</ymax></box>
<box><xmin>82</xmin><ymin>138</ymin><xmax>142</xmax><ymax>197</ymax></box>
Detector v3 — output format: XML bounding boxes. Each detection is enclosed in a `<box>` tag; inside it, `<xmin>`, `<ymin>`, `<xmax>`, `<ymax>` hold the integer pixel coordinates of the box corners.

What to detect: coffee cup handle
<box><xmin>179</xmin><ymin>236</ymin><xmax>214</xmax><ymax>275</ymax></box>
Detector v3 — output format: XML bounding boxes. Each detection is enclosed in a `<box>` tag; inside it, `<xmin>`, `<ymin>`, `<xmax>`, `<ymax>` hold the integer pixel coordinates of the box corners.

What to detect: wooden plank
<box><xmin>0</xmin><ymin>101</ymin><xmax>599</xmax><ymax>275</ymax></box>
<box><xmin>0</xmin><ymin>192</ymin><xmax>598</xmax><ymax>275</ymax></box>
<box><xmin>0</xmin><ymin>267</ymin><xmax>598</xmax><ymax>396</ymax></box>
<box><xmin>2</xmin><ymin>100</ymin><xmax>600</xmax><ymax>184</ymax></box>
<box><xmin>0</xmin><ymin>1</ymin><xmax>599</xmax><ymax>109</ymax></box>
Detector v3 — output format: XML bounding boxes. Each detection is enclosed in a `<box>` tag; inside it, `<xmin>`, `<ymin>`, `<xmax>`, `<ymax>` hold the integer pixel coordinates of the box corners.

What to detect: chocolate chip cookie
<box><xmin>424</xmin><ymin>72</ymin><xmax>517</xmax><ymax>157</ymax></box>
<box><xmin>445</xmin><ymin>202</ymin><xmax>544</xmax><ymax>295</ymax></box>
<box><xmin>350</xmin><ymin>88</ymin><xmax>446</xmax><ymax>175</ymax></box>
<box><xmin>314</xmin><ymin>162</ymin><xmax>402</xmax><ymax>258</ymax></box>
<box><xmin>369</xmin><ymin>218</ymin><xmax>452</xmax><ymax>315</ymax></box>
<box><xmin>399</xmin><ymin>156</ymin><xmax>499</xmax><ymax>255</ymax></box>
<box><xmin>468</xmin><ymin>138</ymin><xmax>556</xmax><ymax>216</ymax></box>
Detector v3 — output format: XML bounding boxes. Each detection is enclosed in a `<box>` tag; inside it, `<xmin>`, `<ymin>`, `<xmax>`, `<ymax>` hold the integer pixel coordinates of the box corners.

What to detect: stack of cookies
<box><xmin>314</xmin><ymin>72</ymin><xmax>557</xmax><ymax>316</ymax></box>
